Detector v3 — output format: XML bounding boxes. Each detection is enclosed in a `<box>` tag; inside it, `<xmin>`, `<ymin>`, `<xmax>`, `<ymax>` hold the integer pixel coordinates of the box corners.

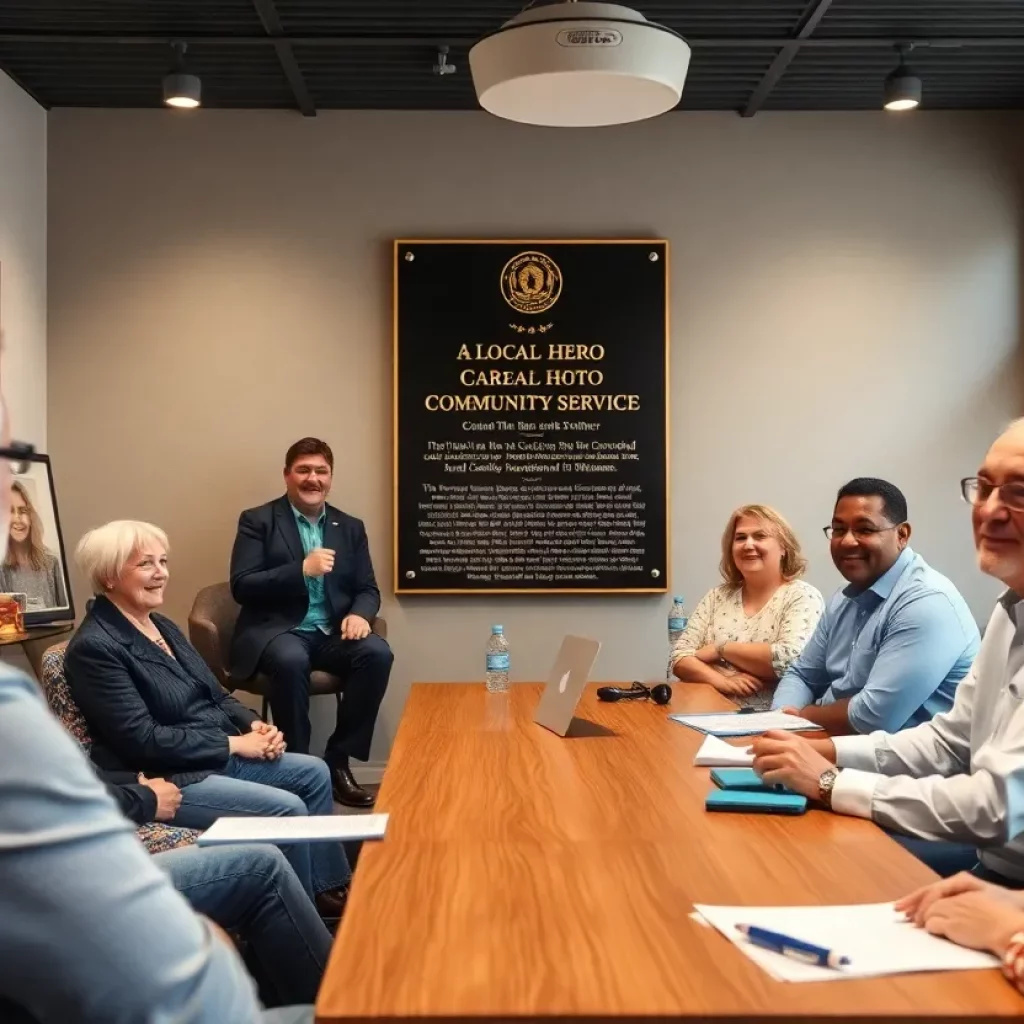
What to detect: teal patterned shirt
<box><xmin>292</xmin><ymin>504</ymin><xmax>332</xmax><ymax>634</ymax></box>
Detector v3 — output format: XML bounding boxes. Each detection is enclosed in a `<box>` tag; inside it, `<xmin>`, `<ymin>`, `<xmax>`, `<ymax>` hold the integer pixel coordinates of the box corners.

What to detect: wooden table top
<box><xmin>317</xmin><ymin>682</ymin><xmax>1023</xmax><ymax>1021</ymax></box>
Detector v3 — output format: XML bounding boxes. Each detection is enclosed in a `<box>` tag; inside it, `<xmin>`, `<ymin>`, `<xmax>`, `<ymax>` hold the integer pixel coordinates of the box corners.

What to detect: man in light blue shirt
<box><xmin>772</xmin><ymin>478</ymin><xmax>979</xmax><ymax>734</ymax></box>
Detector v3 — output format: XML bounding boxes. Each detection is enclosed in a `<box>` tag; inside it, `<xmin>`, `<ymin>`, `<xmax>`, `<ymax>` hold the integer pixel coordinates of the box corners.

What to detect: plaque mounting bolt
<box><xmin>651</xmin><ymin>569</ymin><xmax>661</xmax><ymax>578</ymax></box>
<box><xmin>648</xmin><ymin>252</ymin><xmax>659</xmax><ymax>262</ymax></box>
<box><xmin>405</xmin><ymin>570</ymin><xmax>416</xmax><ymax>579</ymax></box>
<box><xmin>404</xmin><ymin>251</ymin><xmax>415</xmax><ymax>262</ymax></box>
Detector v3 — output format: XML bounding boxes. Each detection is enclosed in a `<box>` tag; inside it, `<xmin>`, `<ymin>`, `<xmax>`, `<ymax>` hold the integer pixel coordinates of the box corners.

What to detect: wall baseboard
<box><xmin>351</xmin><ymin>762</ymin><xmax>387</xmax><ymax>785</ymax></box>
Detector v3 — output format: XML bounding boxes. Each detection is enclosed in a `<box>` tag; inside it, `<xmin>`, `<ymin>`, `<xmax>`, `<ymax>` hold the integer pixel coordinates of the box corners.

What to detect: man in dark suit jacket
<box><xmin>230</xmin><ymin>437</ymin><xmax>393</xmax><ymax>807</ymax></box>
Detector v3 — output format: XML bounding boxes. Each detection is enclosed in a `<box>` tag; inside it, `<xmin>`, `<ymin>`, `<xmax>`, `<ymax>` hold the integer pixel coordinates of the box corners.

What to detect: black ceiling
<box><xmin>0</xmin><ymin>1</ymin><xmax>1023</xmax><ymax>116</ymax></box>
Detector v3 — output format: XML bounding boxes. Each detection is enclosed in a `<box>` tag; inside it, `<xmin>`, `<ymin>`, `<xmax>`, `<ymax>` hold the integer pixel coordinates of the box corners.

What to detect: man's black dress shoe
<box><xmin>331</xmin><ymin>762</ymin><xmax>375</xmax><ymax>808</ymax></box>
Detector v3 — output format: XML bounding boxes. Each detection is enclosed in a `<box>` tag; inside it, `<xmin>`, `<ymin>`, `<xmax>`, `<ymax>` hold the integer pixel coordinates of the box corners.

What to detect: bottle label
<box><xmin>486</xmin><ymin>653</ymin><xmax>510</xmax><ymax>672</ymax></box>
<box><xmin>668</xmin><ymin>617</ymin><xmax>687</xmax><ymax>632</ymax></box>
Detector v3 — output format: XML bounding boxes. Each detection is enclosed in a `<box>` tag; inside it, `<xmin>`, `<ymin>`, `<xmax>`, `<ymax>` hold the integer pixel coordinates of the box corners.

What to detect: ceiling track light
<box><xmin>884</xmin><ymin>43</ymin><xmax>922</xmax><ymax>111</ymax></box>
<box><xmin>163</xmin><ymin>40</ymin><xmax>202</xmax><ymax>109</ymax></box>
<box><xmin>434</xmin><ymin>45</ymin><xmax>457</xmax><ymax>76</ymax></box>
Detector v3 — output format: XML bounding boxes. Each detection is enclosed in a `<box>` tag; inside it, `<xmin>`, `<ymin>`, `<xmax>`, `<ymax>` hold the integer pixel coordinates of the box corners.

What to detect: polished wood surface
<box><xmin>318</xmin><ymin>683</ymin><xmax>1022</xmax><ymax>1021</ymax></box>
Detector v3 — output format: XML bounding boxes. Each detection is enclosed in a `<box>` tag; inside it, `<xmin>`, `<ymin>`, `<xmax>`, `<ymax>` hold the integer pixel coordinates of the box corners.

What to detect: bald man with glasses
<box><xmin>754</xmin><ymin>423</ymin><xmax>1024</xmax><ymax>885</ymax></box>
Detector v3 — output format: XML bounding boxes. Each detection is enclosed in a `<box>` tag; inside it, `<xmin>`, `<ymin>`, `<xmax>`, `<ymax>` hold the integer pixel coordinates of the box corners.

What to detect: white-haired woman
<box><xmin>64</xmin><ymin>520</ymin><xmax>349</xmax><ymax>916</ymax></box>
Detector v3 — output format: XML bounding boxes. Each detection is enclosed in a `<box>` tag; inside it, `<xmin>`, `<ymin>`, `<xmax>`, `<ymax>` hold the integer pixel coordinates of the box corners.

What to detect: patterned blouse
<box><xmin>671</xmin><ymin>580</ymin><xmax>825</xmax><ymax>710</ymax></box>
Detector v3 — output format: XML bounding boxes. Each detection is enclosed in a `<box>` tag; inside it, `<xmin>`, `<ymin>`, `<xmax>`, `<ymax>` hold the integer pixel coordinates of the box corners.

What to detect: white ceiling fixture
<box><xmin>469</xmin><ymin>1</ymin><xmax>692</xmax><ymax>127</ymax></box>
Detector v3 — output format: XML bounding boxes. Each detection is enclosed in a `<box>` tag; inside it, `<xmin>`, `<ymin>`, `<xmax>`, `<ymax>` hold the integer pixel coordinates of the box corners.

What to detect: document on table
<box><xmin>670</xmin><ymin>710</ymin><xmax>823</xmax><ymax>737</ymax></box>
<box><xmin>693</xmin><ymin>733</ymin><xmax>755</xmax><ymax>767</ymax></box>
<box><xmin>197</xmin><ymin>813</ymin><xmax>389</xmax><ymax>845</ymax></box>
<box><xmin>691</xmin><ymin>902</ymin><xmax>998</xmax><ymax>982</ymax></box>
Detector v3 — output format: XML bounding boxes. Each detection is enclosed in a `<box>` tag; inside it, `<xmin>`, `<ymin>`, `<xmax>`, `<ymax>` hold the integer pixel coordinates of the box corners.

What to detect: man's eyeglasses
<box><xmin>823</xmin><ymin>524</ymin><xmax>901</xmax><ymax>541</ymax></box>
<box><xmin>0</xmin><ymin>441</ymin><xmax>35</xmax><ymax>475</ymax></box>
<box><xmin>962</xmin><ymin>476</ymin><xmax>1024</xmax><ymax>512</ymax></box>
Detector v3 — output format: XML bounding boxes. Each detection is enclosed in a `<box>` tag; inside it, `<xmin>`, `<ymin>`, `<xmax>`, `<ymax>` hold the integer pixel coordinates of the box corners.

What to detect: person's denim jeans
<box><xmin>156</xmin><ymin>843</ymin><xmax>331</xmax><ymax>1008</ymax></box>
<box><xmin>172</xmin><ymin>753</ymin><xmax>350</xmax><ymax>897</ymax></box>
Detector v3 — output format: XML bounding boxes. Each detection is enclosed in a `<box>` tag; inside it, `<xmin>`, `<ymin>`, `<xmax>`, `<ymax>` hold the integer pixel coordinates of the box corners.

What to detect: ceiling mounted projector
<box><xmin>469</xmin><ymin>2</ymin><xmax>691</xmax><ymax>127</ymax></box>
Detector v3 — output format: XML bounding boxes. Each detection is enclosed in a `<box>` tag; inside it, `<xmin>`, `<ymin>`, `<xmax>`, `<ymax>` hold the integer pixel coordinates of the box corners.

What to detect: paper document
<box><xmin>693</xmin><ymin>733</ymin><xmax>755</xmax><ymax>767</ymax></box>
<box><xmin>197</xmin><ymin>813</ymin><xmax>389</xmax><ymax>846</ymax></box>
<box><xmin>692</xmin><ymin>902</ymin><xmax>997</xmax><ymax>982</ymax></box>
<box><xmin>670</xmin><ymin>710</ymin><xmax>823</xmax><ymax>737</ymax></box>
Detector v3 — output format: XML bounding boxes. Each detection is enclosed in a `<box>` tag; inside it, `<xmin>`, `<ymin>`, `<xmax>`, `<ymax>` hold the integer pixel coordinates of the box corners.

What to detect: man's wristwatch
<box><xmin>818</xmin><ymin>768</ymin><xmax>839</xmax><ymax>808</ymax></box>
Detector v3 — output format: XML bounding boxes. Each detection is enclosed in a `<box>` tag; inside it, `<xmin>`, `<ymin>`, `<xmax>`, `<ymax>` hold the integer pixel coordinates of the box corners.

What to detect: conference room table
<box><xmin>317</xmin><ymin>682</ymin><xmax>1023</xmax><ymax>1021</ymax></box>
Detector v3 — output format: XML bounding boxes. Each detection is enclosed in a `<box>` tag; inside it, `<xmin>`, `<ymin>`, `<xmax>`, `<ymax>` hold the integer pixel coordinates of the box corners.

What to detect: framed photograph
<box><xmin>0</xmin><ymin>453</ymin><xmax>75</xmax><ymax>626</ymax></box>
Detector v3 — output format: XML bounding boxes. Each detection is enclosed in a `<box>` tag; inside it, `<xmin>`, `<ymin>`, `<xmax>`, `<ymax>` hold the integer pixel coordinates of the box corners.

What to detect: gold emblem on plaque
<box><xmin>501</xmin><ymin>251</ymin><xmax>562</xmax><ymax>314</ymax></box>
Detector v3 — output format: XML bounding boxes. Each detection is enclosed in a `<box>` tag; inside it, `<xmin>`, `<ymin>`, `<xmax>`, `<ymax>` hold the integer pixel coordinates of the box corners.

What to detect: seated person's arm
<box><xmin>68</xmin><ymin>640</ymin><xmax>231</xmax><ymax>772</ymax></box>
<box><xmin>229</xmin><ymin>509</ymin><xmax>307</xmax><ymax>608</ymax></box>
<box><xmin>841</xmin><ymin>592</ymin><xmax>976</xmax><ymax>735</ymax></box>
<box><xmin>829</xmin><ymin>670</ymin><xmax>1024</xmax><ymax>846</ymax></box>
<box><xmin>671</xmin><ymin>593</ymin><xmax>761</xmax><ymax>699</ymax></box>
<box><xmin>720</xmin><ymin>586</ymin><xmax>825</xmax><ymax>683</ymax></box>
<box><xmin>771</xmin><ymin>613</ymin><xmax>832</xmax><ymax>710</ymax></box>
<box><xmin>0</xmin><ymin>671</ymin><xmax>262</xmax><ymax>1023</ymax></box>
<box><xmin>98</xmin><ymin>770</ymin><xmax>157</xmax><ymax>825</ymax></box>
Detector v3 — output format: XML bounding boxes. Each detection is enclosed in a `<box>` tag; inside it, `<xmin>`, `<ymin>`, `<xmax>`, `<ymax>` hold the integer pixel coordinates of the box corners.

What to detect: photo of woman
<box><xmin>0</xmin><ymin>476</ymin><xmax>69</xmax><ymax>613</ymax></box>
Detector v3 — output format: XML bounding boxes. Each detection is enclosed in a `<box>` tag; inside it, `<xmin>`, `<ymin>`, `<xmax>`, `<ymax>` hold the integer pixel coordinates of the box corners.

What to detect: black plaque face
<box><xmin>394</xmin><ymin>240</ymin><xmax>668</xmax><ymax>594</ymax></box>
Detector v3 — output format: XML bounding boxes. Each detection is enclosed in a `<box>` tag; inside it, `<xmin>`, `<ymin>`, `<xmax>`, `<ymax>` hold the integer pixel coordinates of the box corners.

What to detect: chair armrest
<box><xmin>371</xmin><ymin>616</ymin><xmax>388</xmax><ymax>641</ymax></box>
<box><xmin>188</xmin><ymin>613</ymin><xmax>230</xmax><ymax>688</ymax></box>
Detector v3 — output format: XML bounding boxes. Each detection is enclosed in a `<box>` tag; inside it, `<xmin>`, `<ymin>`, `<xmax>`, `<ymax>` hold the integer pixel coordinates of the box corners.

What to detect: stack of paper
<box><xmin>670</xmin><ymin>710</ymin><xmax>823</xmax><ymax>737</ymax></box>
<box><xmin>693</xmin><ymin>734</ymin><xmax>755</xmax><ymax>767</ymax></box>
<box><xmin>198</xmin><ymin>813</ymin><xmax>389</xmax><ymax>846</ymax></box>
<box><xmin>691</xmin><ymin>902</ymin><xmax>998</xmax><ymax>982</ymax></box>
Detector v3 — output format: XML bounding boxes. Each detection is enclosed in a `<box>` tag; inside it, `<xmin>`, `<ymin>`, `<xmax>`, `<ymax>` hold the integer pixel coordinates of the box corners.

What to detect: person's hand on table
<box><xmin>709</xmin><ymin>670</ymin><xmax>762</xmax><ymax>698</ymax></box>
<box><xmin>896</xmin><ymin>871</ymin><xmax>1020</xmax><ymax>925</ymax></box>
<box><xmin>341</xmin><ymin>614</ymin><xmax>371</xmax><ymax>641</ymax></box>
<box><xmin>920</xmin><ymin>890</ymin><xmax>1024</xmax><ymax>955</ymax></box>
<box><xmin>750</xmin><ymin>730</ymin><xmax>836</xmax><ymax>799</ymax></box>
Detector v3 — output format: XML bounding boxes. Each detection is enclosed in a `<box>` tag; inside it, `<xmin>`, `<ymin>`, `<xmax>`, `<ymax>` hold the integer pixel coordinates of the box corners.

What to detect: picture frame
<box><xmin>1</xmin><ymin>453</ymin><xmax>75</xmax><ymax>627</ymax></box>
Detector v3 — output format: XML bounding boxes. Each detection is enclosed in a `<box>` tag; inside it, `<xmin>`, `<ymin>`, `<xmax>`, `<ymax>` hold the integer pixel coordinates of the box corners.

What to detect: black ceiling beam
<box><xmin>0</xmin><ymin>33</ymin><xmax>1016</xmax><ymax>49</ymax></box>
<box><xmin>741</xmin><ymin>0</ymin><xmax>834</xmax><ymax>116</ymax></box>
<box><xmin>250</xmin><ymin>0</ymin><xmax>315</xmax><ymax>116</ymax></box>
<box><xmin>0</xmin><ymin>60</ymin><xmax>49</xmax><ymax>107</ymax></box>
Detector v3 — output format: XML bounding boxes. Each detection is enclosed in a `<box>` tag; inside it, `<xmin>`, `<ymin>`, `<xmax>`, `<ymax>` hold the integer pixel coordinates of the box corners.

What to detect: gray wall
<box><xmin>48</xmin><ymin>109</ymin><xmax>1023</xmax><ymax>768</ymax></box>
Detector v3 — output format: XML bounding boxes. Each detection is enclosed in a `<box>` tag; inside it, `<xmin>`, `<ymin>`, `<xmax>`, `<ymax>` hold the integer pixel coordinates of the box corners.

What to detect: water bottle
<box><xmin>486</xmin><ymin>625</ymin><xmax>510</xmax><ymax>693</ymax></box>
<box><xmin>668</xmin><ymin>596</ymin><xmax>688</xmax><ymax>680</ymax></box>
<box><xmin>668</xmin><ymin>595</ymin><xmax>688</xmax><ymax>649</ymax></box>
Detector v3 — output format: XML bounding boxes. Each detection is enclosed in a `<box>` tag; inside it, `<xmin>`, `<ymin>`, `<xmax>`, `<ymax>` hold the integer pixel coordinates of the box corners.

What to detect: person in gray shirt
<box><xmin>751</xmin><ymin>418</ymin><xmax>1024</xmax><ymax>885</ymax></box>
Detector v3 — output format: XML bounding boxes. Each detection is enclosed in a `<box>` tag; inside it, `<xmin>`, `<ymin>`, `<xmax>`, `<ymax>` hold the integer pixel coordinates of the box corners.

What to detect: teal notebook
<box><xmin>710</xmin><ymin>768</ymin><xmax>795</xmax><ymax>793</ymax></box>
<box><xmin>705</xmin><ymin>788</ymin><xmax>808</xmax><ymax>815</ymax></box>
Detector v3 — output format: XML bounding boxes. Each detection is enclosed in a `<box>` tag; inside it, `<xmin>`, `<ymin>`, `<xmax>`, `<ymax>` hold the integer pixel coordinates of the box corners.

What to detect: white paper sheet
<box><xmin>692</xmin><ymin>902</ymin><xmax>998</xmax><ymax>982</ymax></box>
<box><xmin>197</xmin><ymin>813</ymin><xmax>389</xmax><ymax>845</ymax></box>
<box><xmin>693</xmin><ymin>734</ymin><xmax>756</xmax><ymax>767</ymax></box>
<box><xmin>670</xmin><ymin>710</ymin><xmax>823</xmax><ymax>736</ymax></box>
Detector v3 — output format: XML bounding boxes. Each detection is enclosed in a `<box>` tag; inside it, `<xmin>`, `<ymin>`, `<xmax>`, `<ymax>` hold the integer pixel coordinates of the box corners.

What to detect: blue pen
<box><xmin>735</xmin><ymin>924</ymin><xmax>851</xmax><ymax>968</ymax></box>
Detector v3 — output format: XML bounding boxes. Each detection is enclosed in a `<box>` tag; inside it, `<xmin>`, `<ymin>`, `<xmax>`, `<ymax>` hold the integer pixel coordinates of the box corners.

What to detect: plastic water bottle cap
<box><xmin>673</xmin><ymin>595</ymin><xmax>685</xmax><ymax>603</ymax></box>
<box><xmin>492</xmin><ymin>625</ymin><xmax>504</xmax><ymax>633</ymax></box>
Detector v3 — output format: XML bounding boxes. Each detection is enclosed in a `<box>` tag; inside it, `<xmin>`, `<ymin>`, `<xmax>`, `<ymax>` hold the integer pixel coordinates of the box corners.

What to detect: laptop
<box><xmin>533</xmin><ymin>635</ymin><xmax>602</xmax><ymax>737</ymax></box>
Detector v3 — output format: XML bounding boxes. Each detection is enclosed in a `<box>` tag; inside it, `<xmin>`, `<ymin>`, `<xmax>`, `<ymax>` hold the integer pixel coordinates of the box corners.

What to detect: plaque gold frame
<box><xmin>393</xmin><ymin>238</ymin><xmax>670</xmax><ymax>596</ymax></box>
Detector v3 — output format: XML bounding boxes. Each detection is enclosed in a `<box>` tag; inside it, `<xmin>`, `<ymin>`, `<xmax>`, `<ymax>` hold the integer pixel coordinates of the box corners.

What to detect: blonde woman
<box><xmin>671</xmin><ymin>505</ymin><xmax>824</xmax><ymax>709</ymax></box>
